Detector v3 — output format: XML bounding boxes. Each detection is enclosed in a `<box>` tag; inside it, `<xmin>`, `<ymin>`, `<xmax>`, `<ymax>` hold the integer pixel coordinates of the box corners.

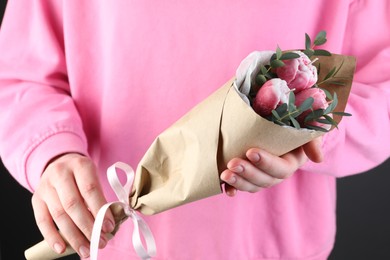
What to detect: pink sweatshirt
<box><xmin>0</xmin><ymin>1</ymin><xmax>389</xmax><ymax>259</ymax></box>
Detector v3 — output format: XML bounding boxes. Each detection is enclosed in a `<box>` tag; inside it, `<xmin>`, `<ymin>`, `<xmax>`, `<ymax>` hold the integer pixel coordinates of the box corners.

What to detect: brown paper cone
<box><xmin>130</xmin><ymin>53</ymin><xmax>356</xmax><ymax>215</ymax></box>
<box><xmin>24</xmin><ymin>240</ymin><xmax>74</xmax><ymax>260</ymax></box>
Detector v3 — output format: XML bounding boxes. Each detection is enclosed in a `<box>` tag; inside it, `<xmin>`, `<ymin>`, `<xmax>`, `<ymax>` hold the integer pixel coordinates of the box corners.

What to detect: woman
<box><xmin>0</xmin><ymin>1</ymin><xmax>389</xmax><ymax>259</ymax></box>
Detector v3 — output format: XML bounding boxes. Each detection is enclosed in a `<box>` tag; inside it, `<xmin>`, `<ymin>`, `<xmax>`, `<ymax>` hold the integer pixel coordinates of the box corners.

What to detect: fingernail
<box><xmin>79</xmin><ymin>245</ymin><xmax>90</xmax><ymax>258</ymax></box>
<box><xmin>230</xmin><ymin>165</ymin><xmax>244</xmax><ymax>173</ymax></box>
<box><xmin>248</xmin><ymin>152</ymin><xmax>260</xmax><ymax>163</ymax></box>
<box><xmin>227</xmin><ymin>175</ymin><xmax>237</xmax><ymax>184</ymax></box>
<box><xmin>227</xmin><ymin>189</ymin><xmax>237</xmax><ymax>197</ymax></box>
<box><xmin>53</xmin><ymin>243</ymin><xmax>64</xmax><ymax>254</ymax></box>
<box><xmin>99</xmin><ymin>234</ymin><xmax>107</xmax><ymax>248</ymax></box>
<box><xmin>103</xmin><ymin>219</ymin><xmax>115</xmax><ymax>233</ymax></box>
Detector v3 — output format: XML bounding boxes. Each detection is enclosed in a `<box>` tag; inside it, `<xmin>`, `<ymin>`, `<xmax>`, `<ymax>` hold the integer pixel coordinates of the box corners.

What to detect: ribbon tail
<box><xmin>131</xmin><ymin>212</ymin><xmax>157</xmax><ymax>259</ymax></box>
<box><xmin>90</xmin><ymin>202</ymin><xmax>117</xmax><ymax>260</ymax></box>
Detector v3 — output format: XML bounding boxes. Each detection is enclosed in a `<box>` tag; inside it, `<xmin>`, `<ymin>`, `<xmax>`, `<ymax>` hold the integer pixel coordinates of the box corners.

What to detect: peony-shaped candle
<box><xmin>295</xmin><ymin>88</ymin><xmax>329</xmax><ymax>128</ymax></box>
<box><xmin>252</xmin><ymin>78</ymin><xmax>290</xmax><ymax>117</ymax></box>
<box><xmin>276</xmin><ymin>51</ymin><xmax>318</xmax><ymax>92</ymax></box>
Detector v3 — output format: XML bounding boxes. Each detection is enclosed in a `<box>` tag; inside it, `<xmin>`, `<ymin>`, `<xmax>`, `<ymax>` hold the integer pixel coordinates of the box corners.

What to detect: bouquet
<box><xmin>239</xmin><ymin>31</ymin><xmax>351</xmax><ymax>132</ymax></box>
<box><xmin>25</xmin><ymin>31</ymin><xmax>356</xmax><ymax>259</ymax></box>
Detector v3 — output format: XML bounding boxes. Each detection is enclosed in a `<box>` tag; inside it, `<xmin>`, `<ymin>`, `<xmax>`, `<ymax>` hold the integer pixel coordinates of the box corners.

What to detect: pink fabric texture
<box><xmin>0</xmin><ymin>1</ymin><xmax>389</xmax><ymax>259</ymax></box>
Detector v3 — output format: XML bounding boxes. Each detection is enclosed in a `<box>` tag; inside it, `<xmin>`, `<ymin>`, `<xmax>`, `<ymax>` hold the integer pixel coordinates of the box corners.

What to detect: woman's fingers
<box><xmin>221</xmin><ymin>147</ymin><xmax>308</xmax><ymax>194</ymax></box>
<box><xmin>53</xmin><ymin>165</ymin><xmax>94</xmax><ymax>234</ymax></box>
<box><xmin>32</xmin><ymin>194</ymin><xmax>66</xmax><ymax>254</ymax></box>
<box><xmin>32</xmin><ymin>153</ymin><xmax>114</xmax><ymax>258</ymax></box>
<box><xmin>47</xmin><ymin>192</ymin><xmax>92</xmax><ymax>257</ymax></box>
<box><xmin>221</xmin><ymin>168</ymin><xmax>283</xmax><ymax>194</ymax></box>
<box><xmin>223</xmin><ymin>183</ymin><xmax>237</xmax><ymax>197</ymax></box>
<box><xmin>72</xmin><ymin>158</ymin><xmax>115</xmax><ymax>233</ymax></box>
<box><xmin>32</xmin><ymin>185</ymin><xmax>93</xmax><ymax>258</ymax></box>
<box><xmin>302</xmin><ymin>136</ymin><xmax>324</xmax><ymax>163</ymax></box>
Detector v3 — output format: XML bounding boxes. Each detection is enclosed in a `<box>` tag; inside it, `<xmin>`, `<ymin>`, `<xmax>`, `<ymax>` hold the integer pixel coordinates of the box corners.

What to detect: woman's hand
<box><xmin>220</xmin><ymin>137</ymin><xmax>323</xmax><ymax>196</ymax></box>
<box><xmin>31</xmin><ymin>153</ymin><xmax>115</xmax><ymax>258</ymax></box>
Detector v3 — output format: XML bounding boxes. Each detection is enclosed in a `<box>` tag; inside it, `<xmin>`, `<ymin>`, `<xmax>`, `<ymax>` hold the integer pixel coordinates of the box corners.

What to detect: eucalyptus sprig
<box><xmin>269</xmin><ymin>91</ymin><xmax>351</xmax><ymax>132</ymax></box>
<box><xmin>254</xmin><ymin>30</ymin><xmax>332</xmax><ymax>91</ymax></box>
<box><xmin>251</xmin><ymin>46</ymin><xmax>300</xmax><ymax>98</ymax></box>
<box><xmin>302</xmin><ymin>92</ymin><xmax>351</xmax><ymax>132</ymax></box>
<box><xmin>255</xmin><ymin>46</ymin><xmax>300</xmax><ymax>86</ymax></box>
<box><xmin>315</xmin><ymin>59</ymin><xmax>347</xmax><ymax>87</ymax></box>
<box><xmin>303</xmin><ymin>30</ymin><xmax>332</xmax><ymax>58</ymax></box>
<box><xmin>269</xmin><ymin>92</ymin><xmax>314</xmax><ymax>129</ymax></box>
<box><xmin>267</xmin><ymin>90</ymin><xmax>351</xmax><ymax>132</ymax></box>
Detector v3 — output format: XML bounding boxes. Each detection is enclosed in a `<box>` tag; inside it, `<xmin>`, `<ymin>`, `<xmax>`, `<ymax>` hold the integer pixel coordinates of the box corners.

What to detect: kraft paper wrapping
<box><xmin>130</xmin><ymin>53</ymin><xmax>356</xmax><ymax>215</ymax></box>
<box><xmin>25</xmin><ymin>53</ymin><xmax>356</xmax><ymax>259</ymax></box>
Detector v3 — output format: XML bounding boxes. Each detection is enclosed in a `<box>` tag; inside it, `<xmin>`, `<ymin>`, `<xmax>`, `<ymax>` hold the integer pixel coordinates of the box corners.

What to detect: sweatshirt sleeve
<box><xmin>0</xmin><ymin>1</ymin><xmax>89</xmax><ymax>192</ymax></box>
<box><xmin>301</xmin><ymin>0</ymin><xmax>390</xmax><ymax>177</ymax></box>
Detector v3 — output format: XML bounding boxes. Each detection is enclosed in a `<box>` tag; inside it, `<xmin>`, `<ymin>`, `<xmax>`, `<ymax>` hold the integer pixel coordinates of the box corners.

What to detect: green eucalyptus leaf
<box><xmin>267</xmin><ymin>71</ymin><xmax>277</xmax><ymax>79</ymax></box>
<box><xmin>306</xmin><ymin>125</ymin><xmax>329</xmax><ymax>132</ymax></box>
<box><xmin>288</xmin><ymin>105</ymin><xmax>298</xmax><ymax>116</ymax></box>
<box><xmin>315</xmin><ymin>118</ymin><xmax>333</xmax><ymax>125</ymax></box>
<box><xmin>314</xmin><ymin>31</ymin><xmax>327</xmax><ymax>46</ymax></box>
<box><xmin>304</xmin><ymin>109</ymin><xmax>325</xmax><ymax>122</ymax></box>
<box><xmin>303</xmin><ymin>49</ymin><xmax>314</xmax><ymax>58</ymax></box>
<box><xmin>313</xmin><ymin>49</ymin><xmax>331</xmax><ymax>56</ymax></box>
<box><xmin>315</xmin><ymin>30</ymin><xmax>327</xmax><ymax>39</ymax></box>
<box><xmin>332</xmin><ymin>111</ymin><xmax>352</xmax><ymax>116</ymax></box>
<box><xmin>327</xmin><ymin>81</ymin><xmax>346</xmax><ymax>86</ymax></box>
<box><xmin>323</xmin><ymin>66</ymin><xmax>337</xmax><ymax>81</ymax></box>
<box><xmin>324</xmin><ymin>105</ymin><xmax>332</xmax><ymax>115</ymax></box>
<box><xmin>270</xmin><ymin>53</ymin><xmax>277</xmax><ymax>62</ymax></box>
<box><xmin>274</xmin><ymin>120</ymin><xmax>287</xmax><ymax>126</ymax></box>
<box><xmin>324</xmin><ymin>93</ymin><xmax>338</xmax><ymax>114</ymax></box>
<box><xmin>292</xmin><ymin>109</ymin><xmax>302</xmax><ymax>118</ymax></box>
<box><xmin>323</xmin><ymin>114</ymin><xmax>338</xmax><ymax>126</ymax></box>
<box><xmin>305</xmin><ymin>33</ymin><xmax>311</xmax><ymax>50</ymax></box>
<box><xmin>298</xmin><ymin>97</ymin><xmax>314</xmax><ymax>112</ymax></box>
<box><xmin>334</xmin><ymin>59</ymin><xmax>345</xmax><ymax>76</ymax></box>
<box><xmin>293</xmin><ymin>110</ymin><xmax>304</xmax><ymax>118</ymax></box>
<box><xmin>255</xmin><ymin>74</ymin><xmax>267</xmax><ymax>86</ymax></box>
<box><xmin>271</xmin><ymin>110</ymin><xmax>281</xmax><ymax>120</ymax></box>
<box><xmin>317</xmin><ymin>63</ymin><xmax>321</xmax><ymax>75</ymax></box>
<box><xmin>319</xmin><ymin>88</ymin><xmax>333</xmax><ymax>100</ymax></box>
<box><xmin>270</xmin><ymin>59</ymin><xmax>285</xmax><ymax>68</ymax></box>
<box><xmin>276</xmin><ymin>46</ymin><xmax>282</xmax><ymax>60</ymax></box>
<box><xmin>313</xmin><ymin>38</ymin><xmax>327</xmax><ymax>46</ymax></box>
<box><xmin>275</xmin><ymin>103</ymin><xmax>288</xmax><ymax>115</ymax></box>
<box><xmin>288</xmin><ymin>91</ymin><xmax>296</xmax><ymax>106</ymax></box>
<box><xmin>260</xmin><ymin>65</ymin><xmax>268</xmax><ymax>75</ymax></box>
<box><xmin>332</xmin><ymin>92</ymin><xmax>338</xmax><ymax>108</ymax></box>
<box><xmin>290</xmin><ymin>116</ymin><xmax>301</xmax><ymax>129</ymax></box>
<box><xmin>280</xmin><ymin>52</ymin><xmax>300</xmax><ymax>60</ymax></box>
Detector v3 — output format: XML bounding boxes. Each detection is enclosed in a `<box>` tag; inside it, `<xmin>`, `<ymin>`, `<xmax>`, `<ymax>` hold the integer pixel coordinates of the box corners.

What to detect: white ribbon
<box><xmin>90</xmin><ymin>162</ymin><xmax>157</xmax><ymax>259</ymax></box>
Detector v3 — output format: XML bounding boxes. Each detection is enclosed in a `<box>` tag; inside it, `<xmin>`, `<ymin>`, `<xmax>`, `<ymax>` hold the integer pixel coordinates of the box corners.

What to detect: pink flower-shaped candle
<box><xmin>253</xmin><ymin>78</ymin><xmax>290</xmax><ymax>117</ymax></box>
<box><xmin>295</xmin><ymin>88</ymin><xmax>329</xmax><ymax>127</ymax></box>
<box><xmin>276</xmin><ymin>51</ymin><xmax>318</xmax><ymax>92</ymax></box>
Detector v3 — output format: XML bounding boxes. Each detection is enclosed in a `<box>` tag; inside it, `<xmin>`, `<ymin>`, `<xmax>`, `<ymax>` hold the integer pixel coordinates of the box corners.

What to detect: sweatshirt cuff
<box><xmin>25</xmin><ymin>132</ymin><xmax>89</xmax><ymax>192</ymax></box>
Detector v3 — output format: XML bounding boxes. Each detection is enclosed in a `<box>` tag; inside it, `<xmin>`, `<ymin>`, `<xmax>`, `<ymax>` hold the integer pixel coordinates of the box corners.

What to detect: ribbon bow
<box><xmin>90</xmin><ymin>162</ymin><xmax>156</xmax><ymax>259</ymax></box>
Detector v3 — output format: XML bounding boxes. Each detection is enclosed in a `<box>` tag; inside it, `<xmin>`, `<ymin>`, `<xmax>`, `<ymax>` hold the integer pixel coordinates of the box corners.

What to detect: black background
<box><xmin>0</xmin><ymin>1</ymin><xmax>389</xmax><ymax>259</ymax></box>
